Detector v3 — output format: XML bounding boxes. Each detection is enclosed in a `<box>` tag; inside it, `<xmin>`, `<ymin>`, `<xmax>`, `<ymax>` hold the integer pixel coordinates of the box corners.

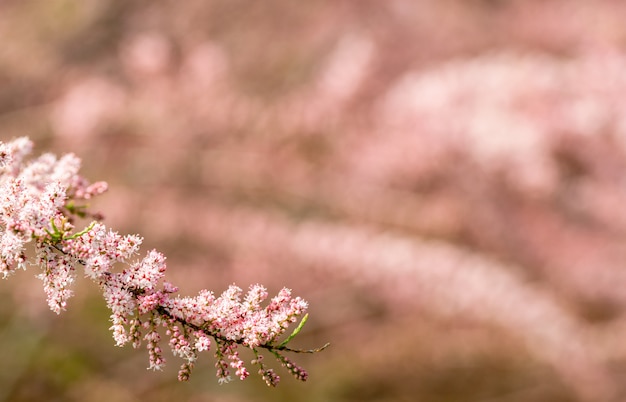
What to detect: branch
<box><xmin>0</xmin><ymin>136</ymin><xmax>327</xmax><ymax>386</ymax></box>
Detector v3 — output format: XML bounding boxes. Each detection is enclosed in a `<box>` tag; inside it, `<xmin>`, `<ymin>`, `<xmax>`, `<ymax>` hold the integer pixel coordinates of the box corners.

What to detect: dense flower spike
<box><xmin>0</xmin><ymin>137</ymin><xmax>327</xmax><ymax>384</ymax></box>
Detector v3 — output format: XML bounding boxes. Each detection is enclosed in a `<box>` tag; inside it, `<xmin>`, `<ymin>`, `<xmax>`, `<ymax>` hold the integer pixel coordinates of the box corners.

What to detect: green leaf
<box><xmin>45</xmin><ymin>218</ymin><xmax>62</xmax><ymax>241</ymax></box>
<box><xmin>65</xmin><ymin>221</ymin><xmax>96</xmax><ymax>240</ymax></box>
<box><xmin>278</xmin><ymin>313</ymin><xmax>308</xmax><ymax>348</ymax></box>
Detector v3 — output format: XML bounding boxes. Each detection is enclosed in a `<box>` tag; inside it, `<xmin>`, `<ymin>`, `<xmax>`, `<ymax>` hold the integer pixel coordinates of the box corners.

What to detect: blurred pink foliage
<box><xmin>3</xmin><ymin>1</ymin><xmax>626</xmax><ymax>401</ymax></box>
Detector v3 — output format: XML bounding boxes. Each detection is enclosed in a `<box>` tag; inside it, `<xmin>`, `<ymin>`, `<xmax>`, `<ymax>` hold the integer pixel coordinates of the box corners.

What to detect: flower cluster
<box><xmin>0</xmin><ymin>137</ymin><xmax>326</xmax><ymax>385</ymax></box>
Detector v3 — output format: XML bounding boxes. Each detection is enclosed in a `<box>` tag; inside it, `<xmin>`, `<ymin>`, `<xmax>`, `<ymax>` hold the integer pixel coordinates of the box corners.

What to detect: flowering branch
<box><xmin>0</xmin><ymin>137</ymin><xmax>327</xmax><ymax>386</ymax></box>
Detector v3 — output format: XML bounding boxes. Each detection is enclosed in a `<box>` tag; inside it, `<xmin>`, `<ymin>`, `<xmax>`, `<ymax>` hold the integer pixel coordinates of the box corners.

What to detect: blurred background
<box><xmin>3</xmin><ymin>1</ymin><xmax>626</xmax><ymax>401</ymax></box>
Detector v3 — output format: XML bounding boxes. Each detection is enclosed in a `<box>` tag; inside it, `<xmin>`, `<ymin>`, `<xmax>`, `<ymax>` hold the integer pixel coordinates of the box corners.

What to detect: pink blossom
<box><xmin>0</xmin><ymin>137</ymin><xmax>32</xmax><ymax>176</ymax></box>
<box><xmin>36</xmin><ymin>244</ymin><xmax>76</xmax><ymax>314</ymax></box>
<box><xmin>0</xmin><ymin>231</ymin><xmax>26</xmax><ymax>277</ymax></box>
<box><xmin>124</xmin><ymin>249</ymin><xmax>166</xmax><ymax>290</ymax></box>
<box><xmin>194</xmin><ymin>331</ymin><xmax>211</xmax><ymax>352</ymax></box>
<box><xmin>145</xmin><ymin>322</ymin><xmax>165</xmax><ymax>370</ymax></box>
<box><xmin>0</xmin><ymin>137</ymin><xmax>320</xmax><ymax>385</ymax></box>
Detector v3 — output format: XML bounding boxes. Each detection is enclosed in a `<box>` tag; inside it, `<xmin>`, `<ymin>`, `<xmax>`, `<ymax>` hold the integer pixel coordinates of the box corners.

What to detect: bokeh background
<box><xmin>3</xmin><ymin>1</ymin><xmax>626</xmax><ymax>401</ymax></box>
